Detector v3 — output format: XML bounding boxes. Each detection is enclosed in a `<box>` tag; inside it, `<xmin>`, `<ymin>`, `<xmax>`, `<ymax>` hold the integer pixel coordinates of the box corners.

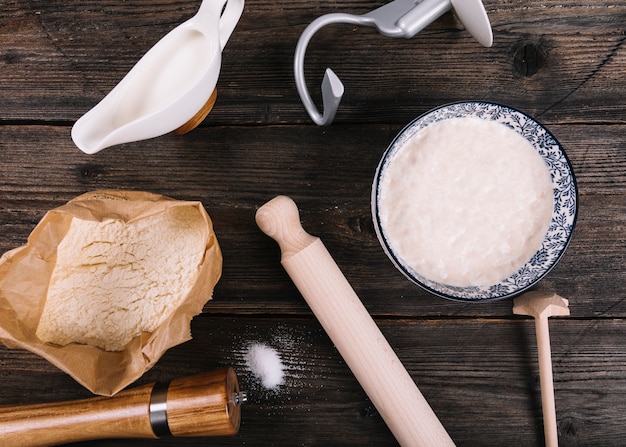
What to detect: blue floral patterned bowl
<box><xmin>372</xmin><ymin>101</ymin><xmax>578</xmax><ymax>302</ymax></box>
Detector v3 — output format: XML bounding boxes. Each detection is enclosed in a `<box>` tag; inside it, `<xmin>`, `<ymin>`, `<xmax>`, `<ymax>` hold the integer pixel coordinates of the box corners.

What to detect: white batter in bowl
<box><xmin>372</xmin><ymin>101</ymin><xmax>578</xmax><ymax>301</ymax></box>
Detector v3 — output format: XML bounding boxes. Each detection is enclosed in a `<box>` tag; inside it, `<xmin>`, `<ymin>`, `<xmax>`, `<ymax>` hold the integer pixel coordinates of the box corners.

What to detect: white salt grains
<box><xmin>245</xmin><ymin>343</ymin><xmax>285</xmax><ymax>390</ymax></box>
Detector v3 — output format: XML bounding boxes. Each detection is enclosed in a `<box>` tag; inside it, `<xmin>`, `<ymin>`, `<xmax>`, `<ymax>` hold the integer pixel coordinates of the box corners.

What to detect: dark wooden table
<box><xmin>0</xmin><ymin>0</ymin><xmax>624</xmax><ymax>445</ymax></box>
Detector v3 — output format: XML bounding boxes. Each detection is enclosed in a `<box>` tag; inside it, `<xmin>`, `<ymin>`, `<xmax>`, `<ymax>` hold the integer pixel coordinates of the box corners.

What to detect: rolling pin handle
<box><xmin>255</xmin><ymin>195</ymin><xmax>317</xmax><ymax>259</ymax></box>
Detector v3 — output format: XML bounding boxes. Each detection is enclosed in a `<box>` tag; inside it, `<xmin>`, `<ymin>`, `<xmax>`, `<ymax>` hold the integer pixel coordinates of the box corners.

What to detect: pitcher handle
<box><xmin>218</xmin><ymin>0</ymin><xmax>245</xmax><ymax>49</ymax></box>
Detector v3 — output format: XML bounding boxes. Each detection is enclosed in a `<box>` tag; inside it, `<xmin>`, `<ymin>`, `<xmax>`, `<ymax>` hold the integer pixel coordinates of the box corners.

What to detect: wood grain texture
<box><xmin>1</xmin><ymin>1</ymin><xmax>624</xmax><ymax>124</ymax></box>
<box><xmin>0</xmin><ymin>383</ymin><xmax>156</xmax><ymax>446</ymax></box>
<box><xmin>0</xmin><ymin>368</ymin><xmax>240</xmax><ymax>445</ymax></box>
<box><xmin>0</xmin><ymin>124</ymin><xmax>622</xmax><ymax>317</ymax></box>
<box><xmin>0</xmin><ymin>0</ymin><xmax>624</xmax><ymax>446</ymax></box>
<box><xmin>0</xmin><ymin>316</ymin><xmax>624</xmax><ymax>446</ymax></box>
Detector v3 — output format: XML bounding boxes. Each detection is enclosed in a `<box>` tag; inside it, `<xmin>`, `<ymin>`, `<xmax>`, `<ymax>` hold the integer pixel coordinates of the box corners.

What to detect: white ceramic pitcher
<box><xmin>72</xmin><ymin>0</ymin><xmax>244</xmax><ymax>154</ymax></box>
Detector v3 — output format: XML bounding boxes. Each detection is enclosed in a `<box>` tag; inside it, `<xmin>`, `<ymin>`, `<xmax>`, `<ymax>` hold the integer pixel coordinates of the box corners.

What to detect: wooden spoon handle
<box><xmin>535</xmin><ymin>317</ymin><xmax>558</xmax><ymax>447</ymax></box>
<box><xmin>256</xmin><ymin>195</ymin><xmax>454</xmax><ymax>447</ymax></box>
<box><xmin>0</xmin><ymin>368</ymin><xmax>241</xmax><ymax>447</ymax></box>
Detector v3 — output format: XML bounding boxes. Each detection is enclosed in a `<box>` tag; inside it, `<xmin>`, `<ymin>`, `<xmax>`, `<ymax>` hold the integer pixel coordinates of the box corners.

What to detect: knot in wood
<box><xmin>348</xmin><ymin>214</ymin><xmax>374</xmax><ymax>235</ymax></box>
<box><xmin>513</xmin><ymin>41</ymin><xmax>547</xmax><ymax>77</ymax></box>
<box><xmin>78</xmin><ymin>164</ymin><xmax>104</xmax><ymax>183</ymax></box>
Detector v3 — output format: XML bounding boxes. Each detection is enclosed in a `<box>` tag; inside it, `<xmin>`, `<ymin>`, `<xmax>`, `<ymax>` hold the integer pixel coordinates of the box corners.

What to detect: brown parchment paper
<box><xmin>0</xmin><ymin>190</ymin><xmax>222</xmax><ymax>396</ymax></box>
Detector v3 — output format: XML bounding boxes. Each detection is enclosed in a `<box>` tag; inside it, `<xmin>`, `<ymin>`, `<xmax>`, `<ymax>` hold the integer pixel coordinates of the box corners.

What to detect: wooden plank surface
<box><xmin>0</xmin><ymin>0</ymin><xmax>625</xmax><ymax>446</ymax></box>
<box><xmin>0</xmin><ymin>316</ymin><xmax>625</xmax><ymax>446</ymax></box>
<box><xmin>0</xmin><ymin>124</ymin><xmax>623</xmax><ymax>318</ymax></box>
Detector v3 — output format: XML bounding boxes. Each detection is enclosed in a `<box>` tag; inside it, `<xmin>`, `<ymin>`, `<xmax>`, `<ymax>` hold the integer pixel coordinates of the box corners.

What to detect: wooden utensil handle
<box><xmin>0</xmin><ymin>367</ymin><xmax>241</xmax><ymax>447</ymax></box>
<box><xmin>535</xmin><ymin>317</ymin><xmax>558</xmax><ymax>447</ymax></box>
<box><xmin>256</xmin><ymin>196</ymin><xmax>454</xmax><ymax>447</ymax></box>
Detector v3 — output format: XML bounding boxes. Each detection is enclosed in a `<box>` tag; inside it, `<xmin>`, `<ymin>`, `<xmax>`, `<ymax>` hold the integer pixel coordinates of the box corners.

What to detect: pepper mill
<box><xmin>0</xmin><ymin>367</ymin><xmax>245</xmax><ymax>447</ymax></box>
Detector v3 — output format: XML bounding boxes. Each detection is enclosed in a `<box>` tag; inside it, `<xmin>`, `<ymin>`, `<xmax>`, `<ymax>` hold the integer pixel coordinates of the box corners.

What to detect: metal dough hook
<box><xmin>294</xmin><ymin>0</ymin><xmax>493</xmax><ymax>126</ymax></box>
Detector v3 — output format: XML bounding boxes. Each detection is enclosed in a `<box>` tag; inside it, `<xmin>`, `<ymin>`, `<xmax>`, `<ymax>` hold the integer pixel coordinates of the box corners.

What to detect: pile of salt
<box><xmin>244</xmin><ymin>343</ymin><xmax>285</xmax><ymax>389</ymax></box>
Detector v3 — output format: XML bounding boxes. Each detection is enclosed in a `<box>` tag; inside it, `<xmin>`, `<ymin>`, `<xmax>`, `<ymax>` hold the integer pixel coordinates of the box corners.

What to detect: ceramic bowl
<box><xmin>371</xmin><ymin>101</ymin><xmax>578</xmax><ymax>302</ymax></box>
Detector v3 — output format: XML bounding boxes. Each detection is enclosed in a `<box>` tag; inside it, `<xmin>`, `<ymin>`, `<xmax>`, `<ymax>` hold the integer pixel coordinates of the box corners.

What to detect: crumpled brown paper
<box><xmin>0</xmin><ymin>190</ymin><xmax>222</xmax><ymax>396</ymax></box>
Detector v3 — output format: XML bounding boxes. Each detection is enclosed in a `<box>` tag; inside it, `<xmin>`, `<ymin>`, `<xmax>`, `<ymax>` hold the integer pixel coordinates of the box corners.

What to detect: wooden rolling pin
<box><xmin>0</xmin><ymin>367</ymin><xmax>244</xmax><ymax>447</ymax></box>
<box><xmin>256</xmin><ymin>195</ymin><xmax>454</xmax><ymax>447</ymax></box>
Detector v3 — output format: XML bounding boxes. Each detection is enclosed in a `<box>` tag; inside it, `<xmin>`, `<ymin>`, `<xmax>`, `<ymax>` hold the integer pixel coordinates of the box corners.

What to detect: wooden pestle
<box><xmin>0</xmin><ymin>367</ymin><xmax>243</xmax><ymax>447</ymax></box>
<box><xmin>513</xmin><ymin>291</ymin><xmax>570</xmax><ymax>447</ymax></box>
<box><xmin>256</xmin><ymin>195</ymin><xmax>454</xmax><ymax>447</ymax></box>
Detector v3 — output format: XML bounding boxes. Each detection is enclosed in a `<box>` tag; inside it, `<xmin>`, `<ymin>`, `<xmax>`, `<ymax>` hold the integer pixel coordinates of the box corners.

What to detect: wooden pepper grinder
<box><xmin>0</xmin><ymin>367</ymin><xmax>245</xmax><ymax>447</ymax></box>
